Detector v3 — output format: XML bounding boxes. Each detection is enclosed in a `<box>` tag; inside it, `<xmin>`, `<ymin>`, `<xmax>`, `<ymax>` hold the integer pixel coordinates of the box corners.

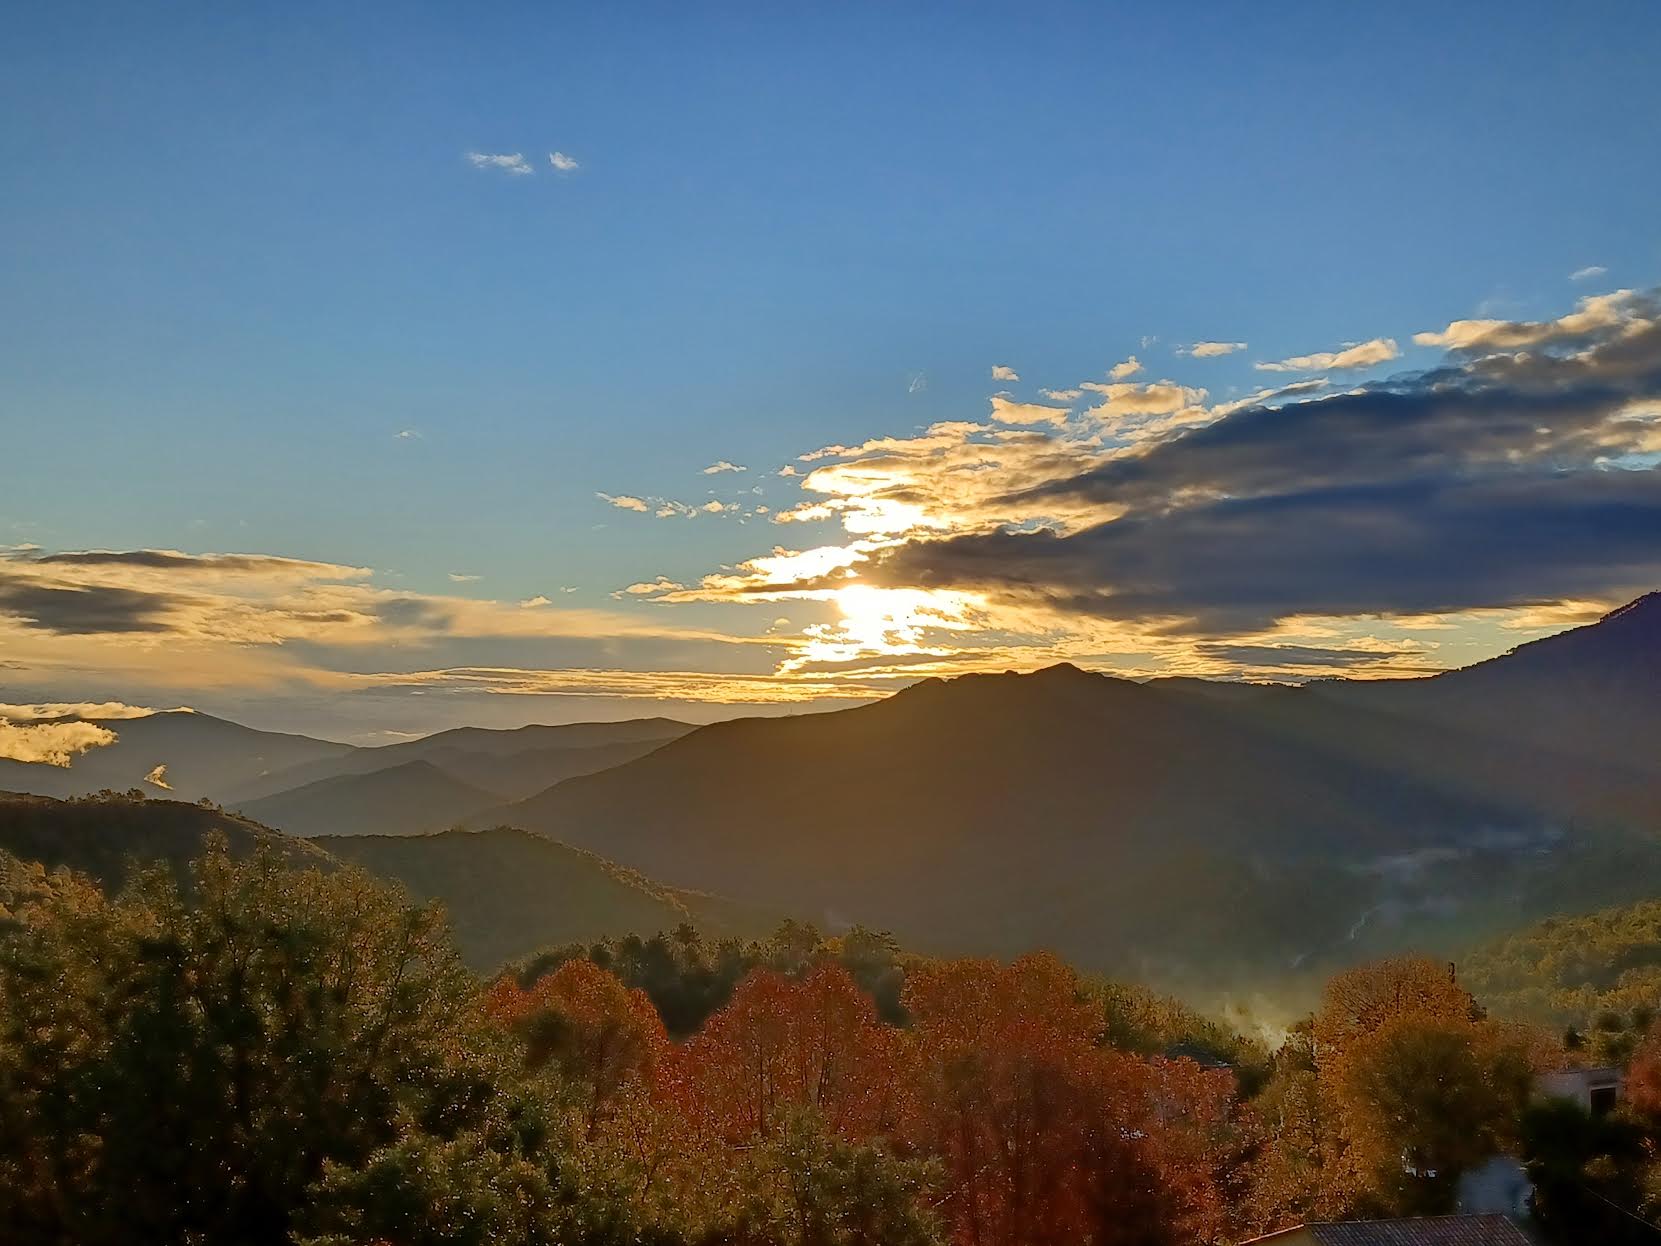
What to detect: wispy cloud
<box><xmin>548</xmin><ymin>151</ymin><xmax>580</xmax><ymax>172</ymax></box>
<box><xmin>1108</xmin><ymin>357</ymin><xmax>1143</xmax><ymax>380</ymax></box>
<box><xmin>1180</xmin><ymin>341</ymin><xmax>1246</xmax><ymax>358</ymax></box>
<box><xmin>448</xmin><ymin>572</ymin><xmax>482</xmax><ymax>583</ymax></box>
<box><xmin>395</xmin><ymin>429</ymin><xmax>422</xmax><ymax>440</ymax></box>
<box><xmin>703</xmin><ymin>460</ymin><xmax>747</xmax><ymax>474</ymax></box>
<box><xmin>1256</xmin><ymin>338</ymin><xmax>1399</xmax><ymax>372</ymax></box>
<box><xmin>991</xmin><ymin>365</ymin><xmax>1020</xmax><ymax>382</ymax></box>
<box><xmin>597</xmin><ymin>493</ymin><xmax>651</xmax><ymax>512</ymax></box>
<box><xmin>1571</xmin><ymin>265</ymin><xmax>1608</xmax><ymax>282</ymax></box>
<box><xmin>466</xmin><ymin>151</ymin><xmax>533</xmax><ymax>176</ymax></box>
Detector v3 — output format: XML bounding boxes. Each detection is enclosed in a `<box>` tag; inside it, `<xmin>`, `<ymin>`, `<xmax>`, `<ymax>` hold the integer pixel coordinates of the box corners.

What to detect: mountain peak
<box><xmin>1030</xmin><ymin>661</ymin><xmax>1096</xmax><ymax>680</ymax></box>
<box><xmin>1600</xmin><ymin>590</ymin><xmax>1661</xmax><ymax>625</ymax></box>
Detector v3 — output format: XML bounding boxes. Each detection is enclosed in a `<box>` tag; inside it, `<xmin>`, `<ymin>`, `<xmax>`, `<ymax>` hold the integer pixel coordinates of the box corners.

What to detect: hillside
<box><xmin>0</xmin><ymin>792</ymin><xmax>774</xmax><ymax>973</ymax></box>
<box><xmin>493</xmin><ymin>598</ymin><xmax>1661</xmax><ymax>994</ymax></box>
<box><xmin>236</xmin><ymin>760</ymin><xmax>498</xmax><ymax>837</ymax></box>
<box><xmin>0</xmin><ymin>790</ymin><xmax>332</xmax><ymax>888</ymax></box>
<box><xmin>1462</xmin><ymin>897</ymin><xmax>1661</xmax><ymax>1028</ymax></box>
<box><xmin>315</xmin><ymin>826</ymin><xmax>777</xmax><ymax>970</ymax></box>
<box><xmin>1314</xmin><ymin>592</ymin><xmax>1661</xmax><ymax>782</ymax></box>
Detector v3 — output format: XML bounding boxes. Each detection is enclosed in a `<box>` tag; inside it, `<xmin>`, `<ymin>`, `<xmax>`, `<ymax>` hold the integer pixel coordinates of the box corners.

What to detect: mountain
<box><xmin>0</xmin><ymin>711</ymin><xmax>355</xmax><ymax>803</ymax></box>
<box><xmin>315</xmin><ymin>826</ymin><xmax>778</xmax><ymax>970</ymax></box>
<box><xmin>221</xmin><ymin>718</ymin><xmax>693</xmax><ymax>803</ymax></box>
<box><xmin>0</xmin><ymin>793</ymin><xmax>774</xmax><ymax>973</ymax></box>
<box><xmin>236</xmin><ymin>760</ymin><xmax>499</xmax><ymax>837</ymax></box>
<box><xmin>492</xmin><ymin>597</ymin><xmax>1661</xmax><ymax>996</ymax></box>
<box><xmin>1316</xmin><ymin>592</ymin><xmax>1661</xmax><ymax>782</ymax></box>
<box><xmin>1460</xmin><ymin>895</ymin><xmax>1661</xmax><ymax>1028</ymax></box>
<box><xmin>0</xmin><ymin>790</ymin><xmax>332</xmax><ymax>889</ymax></box>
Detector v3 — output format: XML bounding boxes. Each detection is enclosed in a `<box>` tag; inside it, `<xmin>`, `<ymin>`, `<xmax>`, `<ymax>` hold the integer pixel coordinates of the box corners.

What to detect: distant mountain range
<box><xmin>487</xmin><ymin>593</ymin><xmax>1661</xmax><ymax>994</ymax></box>
<box><xmin>0</xmin><ymin>711</ymin><xmax>353</xmax><ymax>803</ymax></box>
<box><xmin>238</xmin><ymin>760</ymin><xmax>498</xmax><ymax>838</ymax></box>
<box><xmin>2</xmin><ymin>593</ymin><xmax>1657</xmax><ymax>999</ymax></box>
<box><xmin>0</xmin><ymin>714</ymin><xmax>694</xmax><ymax>837</ymax></box>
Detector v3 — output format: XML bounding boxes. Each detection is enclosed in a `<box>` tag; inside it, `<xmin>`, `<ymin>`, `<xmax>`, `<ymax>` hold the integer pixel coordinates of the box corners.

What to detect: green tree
<box><xmin>726</xmin><ymin>1108</ymin><xmax>944</xmax><ymax>1246</ymax></box>
<box><xmin>0</xmin><ymin>842</ymin><xmax>520</xmax><ymax>1245</ymax></box>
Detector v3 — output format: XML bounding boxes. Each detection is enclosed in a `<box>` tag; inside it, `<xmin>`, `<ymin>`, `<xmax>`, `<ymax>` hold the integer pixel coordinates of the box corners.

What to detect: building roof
<box><xmin>1245</xmin><ymin>1214</ymin><xmax>1534</xmax><ymax>1246</ymax></box>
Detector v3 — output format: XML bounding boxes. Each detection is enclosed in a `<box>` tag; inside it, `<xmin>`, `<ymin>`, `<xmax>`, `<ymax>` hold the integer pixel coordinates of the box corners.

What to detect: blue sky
<box><xmin>2</xmin><ymin>3</ymin><xmax>1659</xmax><ymax>738</ymax></box>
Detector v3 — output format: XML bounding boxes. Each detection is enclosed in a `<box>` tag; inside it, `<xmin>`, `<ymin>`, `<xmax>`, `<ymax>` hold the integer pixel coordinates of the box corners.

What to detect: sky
<box><xmin>2</xmin><ymin>2</ymin><xmax>1659</xmax><ymax>742</ymax></box>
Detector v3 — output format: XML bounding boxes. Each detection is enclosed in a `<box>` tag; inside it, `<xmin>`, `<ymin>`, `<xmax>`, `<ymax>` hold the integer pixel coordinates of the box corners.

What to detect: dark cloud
<box><xmin>25</xmin><ymin>550</ymin><xmax>359</xmax><ymax>576</ymax></box>
<box><xmin>0</xmin><ymin>581</ymin><xmax>176</xmax><ymax>634</ymax></box>
<box><xmin>871</xmin><ymin>294</ymin><xmax>1661</xmax><ymax>632</ymax></box>
<box><xmin>1193</xmin><ymin>643</ymin><xmax>1425</xmax><ymax>670</ymax></box>
<box><xmin>878</xmin><ymin>469</ymin><xmax>1661</xmax><ymax>632</ymax></box>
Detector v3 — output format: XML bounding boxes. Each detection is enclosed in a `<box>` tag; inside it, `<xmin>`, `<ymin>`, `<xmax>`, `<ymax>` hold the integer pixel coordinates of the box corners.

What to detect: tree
<box><xmin>683</xmin><ymin>963</ymin><xmax>912</xmax><ymax>1143</ymax></box>
<box><xmin>0</xmin><ymin>843</ymin><xmax>507</xmax><ymax>1246</ymax></box>
<box><xmin>726</xmin><ymin>1108</ymin><xmax>944</xmax><ymax>1246</ymax></box>
<box><xmin>1311</xmin><ymin>958</ymin><xmax>1532</xmax><ymax>1217</ymax></box>
<box><xmin>903</xmin><ymin>953</ymin><xmax>1237</xmax><ymax>1245</ymax></box>
<box><xmin>486</xmin><ymin>958</ymin><xmax>667</xmax><ymax>1132</ymax></box>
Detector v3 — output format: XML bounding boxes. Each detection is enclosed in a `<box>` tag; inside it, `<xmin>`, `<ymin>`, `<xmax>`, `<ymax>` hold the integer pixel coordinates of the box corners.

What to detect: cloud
<box><xmin>143</xmin><ymin>763</ymin><xmax>172</xmax><ymax>790</ymax></box>
<box><xmin>598</xmin><ymin>493</ymin><xmax>651</xmax><ymax>512</ymax></box>
<box><xmin>1180</xmin><ymin>341</ymin><xmax>1246</xmax><ymax>358</ymax></box>
<box><xmin>630</xmin><ymin>286</ymin><xmax>1660</xmax><ymax>684</ymax></box>
<box><xmin>466</xmin><ymin>151</ymin><xmax>533</xmax><ymax>176</ymax></box>
<box><xmin>875</xmin><ymin>470</ymin><xmax>1661</xmax><ymax>633</ymax></box>
<box><xmin>0</xmin><ymin>701</ymin><xmax>165</xmax><ymax>721</ymax></box>
<box><xmin>20</xmin><ymin>549</ymin><xmax>369</xmax><ymax>580</ymax></box>
<box><xmin>1193</xmin><ymin>641</ymin><xmax>1431</xmax><ymax>671</ymax></box>
<box><xmin>703</xmin><ymin>460</ymin><xmax>747</xmax><ymax>474</ymax></box>
<box><xmin>448</xmin><ymin>572</ymin><xmax>482</xmax><ymax>583</ymax></box>
<box><xmin>1571</xmin><ymin>265</ymin><xmax>1608</xmax><ymax>282</ymax></box>
<box><xmin>548</xmin><ymin>151</ymin><xmax>580</xmax><ymax>172</ymax></box>
<box><xmin>0</xmin><ymin>717</ymin><xmax>117</xmax><ymax>767</ymax></box>
<box><xmin>1256</xmin><ymin>338</ymin><xmax>1399</xmax><ymax>373</ymax></box>
<box><xmin>1041</xmin><ymin>388</ymin><xmax>1083</xmax><ymax>401</ymax></box>
<box><xmin>1108</xmin><ymin>357</ymin><xmax>1143</xmax><ymax>380</ymax></box>
<box><xmin>1079</xmin><ymin>380</ymin><xmax>1205</xmax><ymax>415</ymax></box>
<box><xmin>1412</xmin><ymin>289</ymin><xmax>1645</xmax><ymax>352</ymax></box>
<box><xmin>519</xmin><ymin>595</ymin><xmax>552</xmax><ymax>608</ymax></box>
<box><xmin>0</xmin><ymin>580</ymin><xmax>182</xmax><ymax>635</ymax></box>
<box><xmin>396</xmin><ymin>429</ymin><xmax>422</xmax><ymax>440</ymax></box>
<box><xmin>991</xmin><ymin>365</ymin><xmax>1020</xmax><ymax>382</ymax></box>
<box><xmin>345</xmin><ymin>665</ymin><xmax>884</xmax><ymax>706</ymax></box>
<box><xmin>1078</xmin><ymin>381</ymin><xmax>1211</xmax><ymax>441</ymax></box>
<box><xmin>1210</xmin><ymin>378</ymin><xmax>1329</xmax><ymax>418</ymax></box>
<box><xmin>622</xmin><ymin>576</ymin><xmax>686</xmax><ymax>596</ymax></box>
<box><xmin>990</xmin><ymin>395</ymin><xmax>1072</xmax><ymax>427</ymax></box>
<box><xmin>865</xmin><ymin>291</ymin><xmax>1661</xmax><ymax>631</ymax></box>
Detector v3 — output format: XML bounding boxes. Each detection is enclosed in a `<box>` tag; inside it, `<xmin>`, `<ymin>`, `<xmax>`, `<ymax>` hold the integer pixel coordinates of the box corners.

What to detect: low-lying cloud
<box><xmin>0</xmin><ymin>717</ymin><xmax>118</xmax><ymax>766</ymax></box>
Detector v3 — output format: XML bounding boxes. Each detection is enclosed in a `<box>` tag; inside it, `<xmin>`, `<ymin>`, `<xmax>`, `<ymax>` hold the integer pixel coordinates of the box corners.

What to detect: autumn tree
<box><xmin>683</xmin><ymin>963</ymin><xmax>912</xmax><ymax>1143</ymax></box>
<box><xmin>904</xmin><ymin>953</ymin><xmax>1238</xmax><ymax>1246</ymax></box>
<box><xmin>486</xmin><ymin>958</ymin><xmax>667</xmax><ymax>1132</ymax></box>
<box><xmin>1304</xmin><ymin>957</ymin><xmax>1533</xmax><ymax>1216</ymax></box>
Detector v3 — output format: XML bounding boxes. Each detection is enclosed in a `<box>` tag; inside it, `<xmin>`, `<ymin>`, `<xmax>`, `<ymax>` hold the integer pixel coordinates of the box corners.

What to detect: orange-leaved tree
<box><xmin>680</xmin><ymin>962</ymin><xmax>914</xmax><ymax>1144</ymax></box>
<box><xmin>904</xmin><ymin>952</ymin><xmax>1236</xmax><ymax>1246</ymax></box>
